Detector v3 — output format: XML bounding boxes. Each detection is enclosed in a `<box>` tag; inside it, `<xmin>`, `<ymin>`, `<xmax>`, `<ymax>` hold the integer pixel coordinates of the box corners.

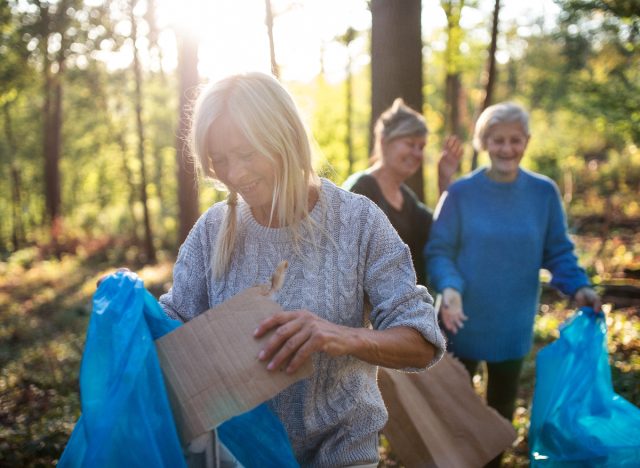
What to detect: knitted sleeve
<box><xmin>424</xmin><ymin>189</ymin><xmax>465</xmax><ymax>293</ymax></box>
<box><xmin>361</xmin><ymin>202</ymin><xmax>446</xmax><ymax>369</ymax></box>
<box><xmin>159</xmin><ymin>214</ymin><xmax>210</xmax><ymax>322</ymax></box>
<box><xmin>541</xmin><ymin>183</ymin><xmax>590</xmax><ymax>295</ymax></box>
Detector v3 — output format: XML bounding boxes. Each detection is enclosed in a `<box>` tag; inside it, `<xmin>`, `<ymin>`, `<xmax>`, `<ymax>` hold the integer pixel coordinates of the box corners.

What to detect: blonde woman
<box><xmin>159</xmin><ymin>72</ymin><xmax>445</xmax><ymax>467</ymax></box>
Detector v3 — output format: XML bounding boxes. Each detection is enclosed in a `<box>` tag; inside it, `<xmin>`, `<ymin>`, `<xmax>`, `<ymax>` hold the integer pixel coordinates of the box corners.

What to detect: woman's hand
<box><xmin>574</xmin><ymin>286</ymin><xmax>602</xmax><ymax>312</ymax></box>
<box><xmin>440</xmin><ymin>287</ymin><xmax>467</xmax><ymax>334</ymax></box>
<box><xmin>254</xmin><ymin>310</ymin><xmax>353</xmax><ymax>374</ymax></box>
<box><xmin>437</xmin><ymin>135</ymin><xmax>463</xmax><ymax>195</ymax></box>
<box><xmin>255</xmin><ymin>310</ymin><xmax>437</xmax><ymax>371</ymax></box>
<box><xmin>96</xmin><ymin>267</ymin><xmax>131</xmax><ymax>287</ymax></box>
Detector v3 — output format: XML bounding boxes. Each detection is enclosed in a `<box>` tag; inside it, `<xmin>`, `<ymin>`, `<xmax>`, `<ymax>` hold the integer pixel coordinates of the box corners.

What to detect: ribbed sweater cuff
<box><xmin>315</xmin><ymin>433</ymin><xmax>379</xmax><ymax>467</ymax></box>
<box><xmin>440</xmin><ymin>279</ymin><xmax>464</xmax><ymax>294</ymax></box>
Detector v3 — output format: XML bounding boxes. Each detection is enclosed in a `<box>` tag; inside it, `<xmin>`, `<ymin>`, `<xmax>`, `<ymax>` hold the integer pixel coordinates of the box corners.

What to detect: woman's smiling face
<box><xmin>208</xmin><ymin>120</ymin><xmax>277</xmax><ymax>222</ymax></box>
<box><xmin>382</xmin><ymin>134</ymin><xmax>426</xmax><ymax>181</ymax></box>
<box><xmin>485</xmin><ymin>122</ymin><xmax>529</xmax><ymax>182</ymax></box>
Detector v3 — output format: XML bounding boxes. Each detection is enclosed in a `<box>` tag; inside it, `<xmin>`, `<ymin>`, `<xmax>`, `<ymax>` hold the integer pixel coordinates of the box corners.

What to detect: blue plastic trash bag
<box><xmin>219</xmin><ymin>403</ymin><xmax>299</xmax><ymax>468</ymax></box>
<box><xmin>58</xmin><ymin>271</ymin><xmax>185</xmax><ymax>468</ymax></box>
<box><xmin>59</xmin><ymin>270</ymin><xmax>299</xmax><ymax>467</ymax></box>
<box><xmin>529</xmin><ymin>307</ymin><xmax>640</xmax><ymax>466</ymax></box>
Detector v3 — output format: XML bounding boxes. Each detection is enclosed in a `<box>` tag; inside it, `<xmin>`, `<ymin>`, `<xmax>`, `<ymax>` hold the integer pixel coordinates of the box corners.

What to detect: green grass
<box><xmin>0</xmin><ymin>236</ymin><xmax>638</xmax><ymax>467</ymax></box>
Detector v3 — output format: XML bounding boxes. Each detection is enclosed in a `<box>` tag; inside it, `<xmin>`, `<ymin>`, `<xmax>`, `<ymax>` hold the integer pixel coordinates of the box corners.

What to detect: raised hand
<box><xmin>438</xmin><ymin>135</ymin><xmax>464</xmax><ymax>194</ymax></box>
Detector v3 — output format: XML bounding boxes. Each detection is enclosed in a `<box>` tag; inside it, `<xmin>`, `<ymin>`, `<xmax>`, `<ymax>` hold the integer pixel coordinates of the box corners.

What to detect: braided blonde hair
<box><xmin>190</xmin><ymin>72</ymin><xmax>321</xmax><ymax>278</ymax></box>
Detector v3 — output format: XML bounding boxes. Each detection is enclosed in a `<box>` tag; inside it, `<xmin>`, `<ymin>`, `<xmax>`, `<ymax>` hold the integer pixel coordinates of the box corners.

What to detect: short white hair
<box><xmin>473</xmin><ymin>102</ymin><xmax>530</xmax><ymax>151</ymax></box>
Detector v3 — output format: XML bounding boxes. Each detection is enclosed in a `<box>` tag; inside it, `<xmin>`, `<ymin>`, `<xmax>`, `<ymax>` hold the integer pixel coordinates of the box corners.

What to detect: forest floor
<box><xmin>0</xmin><ymin>228</ymin><xmax>638</xmax><ymax>467</ymax></box>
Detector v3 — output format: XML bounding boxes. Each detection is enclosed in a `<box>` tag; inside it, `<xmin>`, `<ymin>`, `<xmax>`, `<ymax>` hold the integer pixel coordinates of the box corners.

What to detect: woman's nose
<box><xmin>226</xmin><ymin>159</ymin><xmax>246</xmax><ymax>184</ymax></box>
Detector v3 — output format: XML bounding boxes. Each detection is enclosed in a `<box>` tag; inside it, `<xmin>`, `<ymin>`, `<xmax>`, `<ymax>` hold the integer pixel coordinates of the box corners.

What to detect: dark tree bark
<box><xmin>339</xmin><ymin>27</ymin><xmax>356</xmax><ymax>174</ymax></box>
<box><xmin>3</xmin><ymin>104</ymin><xmax>24</xmax><ymax>250</ymax></box>
<box><xmin>483</xmin><ymin>0</ymin><xmax>500</xmax><ymax>111</ymax></box>
<box><xmin>176</xmin><ymin>30</ymin><xmax>200</xmax><ymax>246</ymax></box>
<box><xmin>265</xmin><ymin>0</ymin><xmax>280</xmax><ymax>78</ymax></box>
<box><xmin>443</xmin><ymin>0</ymin><xmax>465</xmax><ymax>139</ymax></box>
<box><xmin>40</xmin><ymin>4</ymin><xmax>63</xmax><ymax>246</ymax></box>
<box><xmin>471</xmin><ymin>0</ymin><xmax>501</xmax><ymax>170</ymax></box>
<box><xmin>371</xmin><ymin>0</ymin><xmax>424</xmax><ymax>200</ymax></box>
<box><xmin>130</xmin><ymin>0</ymin><xmax>156</xmax><ymax>262</ymax></box>
<box><xmin>445</xmin><ymin>73</ymin><xmax>462</xmax><ymax>137</ymax></box>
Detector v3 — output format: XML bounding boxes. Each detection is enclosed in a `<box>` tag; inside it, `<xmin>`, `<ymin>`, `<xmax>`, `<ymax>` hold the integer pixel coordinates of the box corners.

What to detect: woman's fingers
<box><xmin>282</xmin><ymin>335</ymin><xmax>317</xmax><ymax>374</ymax></box>
<box><xmin>96</xmin><ymin>267</ymin><xmax>131</xmax><ymax>287</ymax></box>
<box><xmin>442</xmin><ymin>309</ymin><xmax>466</xmax><ymax>334</ymax></box>
<box><xmin>440</xmin><ymin>289</ymin><xmax>467</xmax><ymax>334</ymax></box>
<box><xmin>255</xmin><ymin>311</ymin><xmax>303</xmax><ymax>358</ymax></box>
<box><xmin>265</xmin><ymin>323</ymin><xmax>312</xmax><ymax>372</ymax></box>
<box><xmin>255</xmin><ymin>310</ymin><xmax>347</xmax><ymax>374</ymax></box>
<box><xmin>575</xmin><ymin>286</ymin><xmax>603</xmax><ymax>312</ymax></box>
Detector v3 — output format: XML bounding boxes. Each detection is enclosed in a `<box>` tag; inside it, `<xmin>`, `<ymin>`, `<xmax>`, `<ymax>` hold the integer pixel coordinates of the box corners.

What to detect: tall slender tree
<box><xmin>442</xmin><ymin>0</ymin><xmax>466</xmax><ymax>139</ymax></box>
<box><xmin>338</xmin><ymin>27</ymin><xmax>357</xmax><ymax>174</ymax></box>
<box><xmin>175</xmin><ymin>27</ymin><xmax>200</xmax><ymax>245</ymax></box>
<box><xmin>371</xmin><ymin>0</ymin><xmax>424</xmax><ymax>199</ymax></box>
<box><xmin>471</xmin><ymin>0</ymin><xmax>500</xmax><ymax>170</ymax></box>
<box><xmin>17</xmin><ymin>0</ymin><xmax>111</xmax><ymax>247</ymax></box>
<box><xmin>3</xmin><ymin>104</ymin><xmax>24</xmax><ymax>250</ymax></box>
<box><xmin>130</xmin><ymin>0</ymin><xmax>156</xmax><ymax>262</ymax></box>
<box><xmin>1</xmin><ymin>2</ymin><xmax>30</xmax><ymax>251</ymax></box>
<box><xmin>265</xmin><ymin>0</ymin><xmax>280</xmax><ymax>79</ymax></box>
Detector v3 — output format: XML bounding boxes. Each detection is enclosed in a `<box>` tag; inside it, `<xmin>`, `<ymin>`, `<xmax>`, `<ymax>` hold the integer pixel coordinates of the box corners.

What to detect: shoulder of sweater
<box><xmin>521</xmin><ymin>168</ymin><xmax>557</xmax><ymax>187</ymax></box>
<box><xmin>520</xmin><ymin>168</ymin><xmax>561</xmax><ymax>198</ymax></box>
<box><xmin>445</xmin><ymin>167</ymin><xmax>485</xmax><ymax>195</ymax></box>
<box><xmin>186</xmin><ymin>200</ymin><xmax>230</xmax><ymax>243</ymax></box>
<box><xmin>323</xmin><ymin>177</ymin><xmax>387</xmax><ymax>221</ymax></box>
<box><xmin>200</xmin><ymin>200</ymin><xmax>229</xmax><ymax>224</ymax></box>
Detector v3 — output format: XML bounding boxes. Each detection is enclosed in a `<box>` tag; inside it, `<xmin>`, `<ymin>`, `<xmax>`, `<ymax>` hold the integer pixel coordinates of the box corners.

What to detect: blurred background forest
<box><xmin>1</xmin><ymin>0</ymin><xmax>639</xmax><ymax>466</ymax></box>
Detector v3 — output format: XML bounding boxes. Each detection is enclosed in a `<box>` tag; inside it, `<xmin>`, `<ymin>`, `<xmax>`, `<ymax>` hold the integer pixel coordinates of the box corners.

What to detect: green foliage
<box><xmin>290</xmin><ymin>68</ymin><xmax>371</xmax><ymax>185</ymax></box>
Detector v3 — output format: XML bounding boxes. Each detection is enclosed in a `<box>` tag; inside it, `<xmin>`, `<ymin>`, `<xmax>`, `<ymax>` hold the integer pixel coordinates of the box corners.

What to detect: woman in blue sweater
<box><xmin>425</xmin><ymin>102</ymin><xmax>601</xmax><ymax>424</ymax></box>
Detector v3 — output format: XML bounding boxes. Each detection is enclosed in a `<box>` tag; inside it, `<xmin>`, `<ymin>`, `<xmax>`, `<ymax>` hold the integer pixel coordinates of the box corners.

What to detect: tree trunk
<box><xmin>443</xmin><ymin>0</ymin><xmax>465</xmax><ymax>139</ymax></box>
<box><xmin>131</xmin><ymin>0</ymin><xmax>156</xmax><ymax>263</ymax></box>
<box><xmin>176</xmin><ymin>30</ymin><xmax>200</xmax><ymax>246</ymax></box>
<box><xmin>42</xmin><ymin>12</ymin><xmax>64</xmax><ymax>247</ymax></box>
<box><xmin>445</xmin><ymin>73</ymin><xmax>462</xmax><ymax>137</ymax></box>
<box><xmin>117</xmin><ymin>132</ymin><xmax>141</xmax><ymax>244</ymax></box>
<box><xmin>471</xmin><ymin>0</ymin><xmax>501</xmax><ymax>170</ymax></box>
<box><xmin>483</xmin><ymin>0</ymin><xmax>500</xmax><ymax>111</ymax></box>
<box><xmin>346</xmin><ymin>51</ymin><xmax>353</xmax><ymax>173</ymax></box>
<box><xmin>371</xmin><ymin>0</ymin><xmax>424</xmax><ymax>200</ymax></box>
<box><xmin>265</xmin><ymin>0</ymin><xmax>280</xmax><ymax>79</ymax></box>
<box><xmin>3</xmin><ymin>104</ymin><xmax>24</xmax><ymax>251</ymax></box>
<box><xmin>341</xmin><ymin>27</ymin><xmax>356</xmax><ymax>174</ymax></box>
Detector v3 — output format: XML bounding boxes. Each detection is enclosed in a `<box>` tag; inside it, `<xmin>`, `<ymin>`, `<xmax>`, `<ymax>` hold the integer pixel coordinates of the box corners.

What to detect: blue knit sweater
<box><xmin>425</xmin><ymin>167</ymin><xmax>590</xmax><ymax>361</ymax></box>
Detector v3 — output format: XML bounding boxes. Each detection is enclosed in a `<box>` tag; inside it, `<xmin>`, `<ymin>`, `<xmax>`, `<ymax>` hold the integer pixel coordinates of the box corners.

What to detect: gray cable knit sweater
<box><xmin>159</xmin><ymin>178</ymin><xmax>445</xmax><ymax>467</ymax></box>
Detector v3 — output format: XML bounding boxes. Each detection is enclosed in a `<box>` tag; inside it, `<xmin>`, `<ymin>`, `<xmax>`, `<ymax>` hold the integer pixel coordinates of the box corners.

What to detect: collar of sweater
<box><xmin>238</xmin><ymin>178</ymin><xmax>331</xmax><ymax>242</ymax></box>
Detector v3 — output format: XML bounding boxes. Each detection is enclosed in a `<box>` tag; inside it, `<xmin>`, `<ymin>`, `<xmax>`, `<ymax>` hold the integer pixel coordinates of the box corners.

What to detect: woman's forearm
<box><xmin>348</xmin><ymin>325</ymin><xmax>437</xmax><ymax>369</ymax></box>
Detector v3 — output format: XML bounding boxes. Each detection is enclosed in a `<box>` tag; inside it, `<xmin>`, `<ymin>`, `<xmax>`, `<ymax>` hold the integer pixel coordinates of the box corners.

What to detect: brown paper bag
<box><xmin>155</xmin><ymin>284</ymin><xmax>313</xmax><ymax>444</ymax></box>
<box><xmin>379</xmin><ymin>353</ymin><xmax>517</xmax><ymax>468</ymax></box>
